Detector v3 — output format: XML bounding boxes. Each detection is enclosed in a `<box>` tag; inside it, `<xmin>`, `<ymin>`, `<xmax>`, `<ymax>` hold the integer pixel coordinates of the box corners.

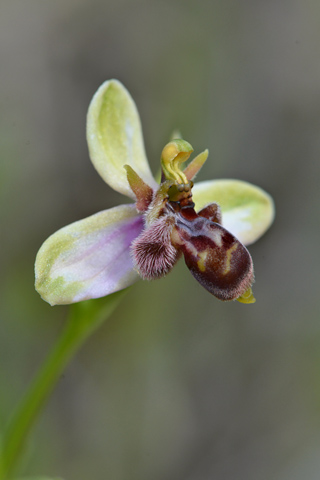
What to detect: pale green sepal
<box><xmin>35</xmin><ymin>204</ymin><xmax>143</xmax><ymax>305</ymax></box>
<box><xmin>192</xmin><ymin>179</ymin><xmax>275</xmax><ymax>246</ymax></box>
<box><xmin>87</xmin><ymin>79</ymin><xmax>157</xmax><ymax>198</ymax></box>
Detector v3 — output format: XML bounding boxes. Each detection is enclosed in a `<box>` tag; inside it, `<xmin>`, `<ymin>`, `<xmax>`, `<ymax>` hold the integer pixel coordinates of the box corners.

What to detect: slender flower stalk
<box><xmin>0</xmin><ymin>291</ymin><xmax>126</xmax><ymax>479</ymax></box>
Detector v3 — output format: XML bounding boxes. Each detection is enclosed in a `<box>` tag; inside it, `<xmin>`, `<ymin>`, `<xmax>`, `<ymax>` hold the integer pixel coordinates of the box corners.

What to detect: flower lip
<box><xmin>171</xmin><ymin>206</ymin><xmax>254</xmax><ymax>301</ymax></box>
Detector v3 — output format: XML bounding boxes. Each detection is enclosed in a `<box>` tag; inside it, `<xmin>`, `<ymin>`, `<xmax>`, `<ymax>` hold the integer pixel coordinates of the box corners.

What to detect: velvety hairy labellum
<box><xmin>133</xmin><ymin>189</ymin><xmax>254</xmax><ymax>301</ymax></box>
<box><xmin>170</xmin><ymin>206</ymin><xmax>254</xmax><ymax>301</ymax></box>
<box><xmin>130</xmin><ymin>139</ymin><xmax>256</xmax><ymax>302</ymax></box>
<box><xmin>131</xmin><ymin>216</ymin><xmax>180</xmax><ymax>280</ymax></box>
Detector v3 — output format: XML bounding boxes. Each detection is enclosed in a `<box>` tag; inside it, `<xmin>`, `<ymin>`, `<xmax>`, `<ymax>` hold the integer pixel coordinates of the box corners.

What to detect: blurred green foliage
<box><xmin>1</xmin><ymin>0</ymin><xmax>320</xmax><ymax>479</ymax></box>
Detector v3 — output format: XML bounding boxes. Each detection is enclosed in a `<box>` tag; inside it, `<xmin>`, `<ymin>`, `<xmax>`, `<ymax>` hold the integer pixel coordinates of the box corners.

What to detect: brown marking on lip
<box><xmin>171</xmin><ymin>213</ymin><xmax>254</xmax><ymax>301</ymax></box>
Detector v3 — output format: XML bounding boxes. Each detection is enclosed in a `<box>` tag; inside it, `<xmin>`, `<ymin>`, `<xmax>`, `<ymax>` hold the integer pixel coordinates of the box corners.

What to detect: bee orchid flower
<box><xmin>35</xmin><ymin>80</ymin><xmax>274</xmax><ymax>306</ymax></box>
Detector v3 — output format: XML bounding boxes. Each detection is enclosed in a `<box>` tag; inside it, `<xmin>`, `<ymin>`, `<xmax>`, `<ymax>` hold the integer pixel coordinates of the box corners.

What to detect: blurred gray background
<box><xmin>1</xmin><ymin>1</ymin><xmax>320</xmax><ymax>479</ymax></box>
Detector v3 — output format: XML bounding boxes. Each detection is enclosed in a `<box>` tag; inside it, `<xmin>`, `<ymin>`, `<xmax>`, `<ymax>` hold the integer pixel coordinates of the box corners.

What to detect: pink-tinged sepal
<box><xmin>35</xmin><ymin>205</ymin><xmax>144</xmax><ymax>305</ymax></box>
<box><xmin>131</xmin><ymin>216</ymin><xmax>180</xmax><ymax>280</ymax></box>
<box><xmin>198</xmin><ymin>202</ymin><xmax>222</xmax><ymax>224</ymax></box>
<box><xmin>171</xmin><ymin>209</ymin><xmax>254</xmax><ymax>301</ymax></box>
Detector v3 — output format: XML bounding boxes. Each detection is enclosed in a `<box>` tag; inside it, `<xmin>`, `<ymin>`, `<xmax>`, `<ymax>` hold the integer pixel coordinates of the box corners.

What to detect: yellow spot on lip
<box><xmin>197</xmin><ymin>250</ymin><xmax>208</xmax><ymax>272</ymax></box>
<box><xmin>237</xmin><ymin>287</ymin><xmax>256</xmax><ymax>304</ymax></box>
<box><xmin>223</xmin><ymin>243</ymin><xmax>238</xmax><ymax>275</ymax></box>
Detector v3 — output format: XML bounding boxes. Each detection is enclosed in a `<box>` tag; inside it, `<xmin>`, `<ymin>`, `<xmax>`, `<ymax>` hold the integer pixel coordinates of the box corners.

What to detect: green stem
<box><xmin>0</xmin><ymin>289</ymin><xmax>127</xmax><ymax>479</ymax></box>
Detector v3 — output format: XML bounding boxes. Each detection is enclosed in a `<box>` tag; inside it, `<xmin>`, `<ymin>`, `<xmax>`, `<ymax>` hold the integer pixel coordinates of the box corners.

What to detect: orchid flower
<box><xmin>35</xmin><ymin>80</ymin><xmax>274</xmax><ymax>306</ymax></box>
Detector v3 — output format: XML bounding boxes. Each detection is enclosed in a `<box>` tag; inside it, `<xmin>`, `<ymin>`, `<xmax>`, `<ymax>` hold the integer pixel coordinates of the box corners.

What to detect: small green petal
<box><xmin>192</xmin><ymin>179</ymin><xmax>275</xmax><ymax>245</ymax></box>
<box><xmin>87</xmin><ymin>79</ymin><xmax>157</xmax><ymax>198</ymax></box>
<box><xmin>124</xmin><ymin>164</ymin><xmax>153</xmax><ymax>211</ymax></box>
<box><xmin>183</xmin><ymin>149</ymin><xmax>209</xmax><ymax>181</ymax></box>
